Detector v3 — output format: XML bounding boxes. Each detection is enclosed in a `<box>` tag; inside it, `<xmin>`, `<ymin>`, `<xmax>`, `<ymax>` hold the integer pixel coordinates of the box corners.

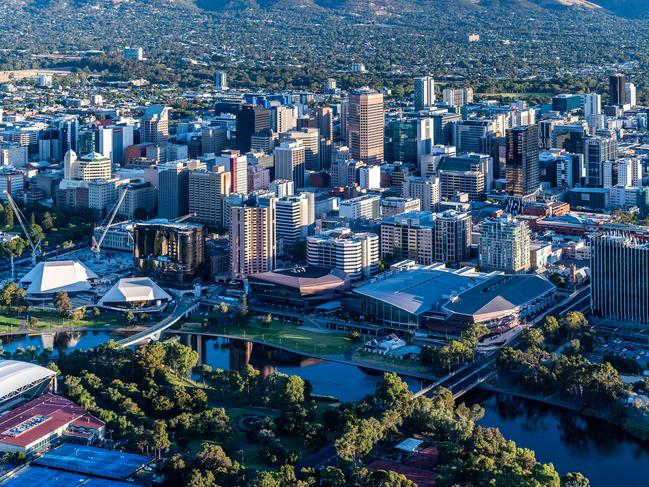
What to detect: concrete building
<box><xmin>414</xmin><ymin>76</ymin><xmax>435</xmax><ymax>110</ymax></box>
<box><xmin>276</xmin><ymin>193</ymin><xmax>314</xmax><ymax>245</ymax></box>
<box><xmin>339</xmin><ymin>194</ymin><xmax>381</xmax><ymax>220</ymax></box>
<box><xmin>402</xmin><ymin>176</ymin><xmax>440</xmax><ymax>212</ymax></box>
<box><xmin>307</xmin><ymin>227</ymin><xmax>379</xmax><ymax>280</ymax></box>
<box><xmin>286</xmin><ymin>128</ymin><xmax>320</xmax><ymax>171</ymax></box>
<box><xmin>229</xmin><ymin>197</ymin><xmax>276</xmax><ymax>279</ymax></box>
<box><xmin>436</xmin><ymin>153</ymin><xmax>492</xmax><ymax>199</ymax></box>
<box><xmin>380</xmin><ymin>197</ymin><xmax>421</xmax><ymax>218</ymax></box>
<box><xmin>348</xmin><ymin>89</ymin><xmax>384</xmax><ymax>164</ymax></box>
<box><xmin>214</xmin><ymin>150</ymin><xmax>247</xmax><ymax>194</ymax></box>
<box><xmin>584</xmin><ymin>135</ymin><xmax>617</xmax><ymax>187</ymax></box>
<box><xmin>479</xmin><ymin>216</ymin><xmax>531</xmax><ymax>273</ymax></box>
<box><xmin>120</xmin><ymin>182</ymin><xmax>156</xmax><ymax>219</ymax></box>
<box><xmin>434</xmin><ymin>210</ymin><xmax>472</xmax><ymax>264</ymax></box>
<box><xmin>506</xmin><ymin>125</ymin><xmax>539</xmax><ymax>197</ymax></box>
<box><xmin>189</xmin><ymin>167</ymin><xmax>231</xmax><ymax>227</ymax></box>
<box><xmin>274</xmin><ymin>141</ymin><xmax>305</xmax><ymax>187</ymax></box>
<box><xmin>158</xmin><ymin>162</ymin><xmax>190</xmax><ymax>219</ymax></box>
<box><xmin>141</xmin><ymin>106</ymin><xmax>170</xmax><ymax>144</ymax></box>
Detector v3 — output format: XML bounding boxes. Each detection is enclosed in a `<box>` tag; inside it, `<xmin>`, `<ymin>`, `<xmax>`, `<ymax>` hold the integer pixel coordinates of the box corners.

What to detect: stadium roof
<box><xmin>443</xmin><ymin>274</ymin><xmax>556</xmax><ymax>321</ymax></box>
<box><xmin>20</xmin><ymin>261</ymin><xmax>98</xmax><ymax>295</ymax></box>
<box><xmin>354</xmin><ymin>265</ymin><xmax>487</xmax><ymax>316</ymax></box>
<box><xmin>98</xmin><ymin>277</ymin><xmax>172</xmax><ymax>305</ymax></box>
<box><xmin>0</xmin><ymin>361</ymin><xmax>56</xmax><ymax>403</ymax></box>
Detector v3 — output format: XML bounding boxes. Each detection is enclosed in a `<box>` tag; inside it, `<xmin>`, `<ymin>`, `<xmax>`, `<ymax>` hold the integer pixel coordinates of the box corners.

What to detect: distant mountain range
<box><xmin>193</xmin><ymin>0</ymin><xmax>648</xmax><ymax>17</ymax></box>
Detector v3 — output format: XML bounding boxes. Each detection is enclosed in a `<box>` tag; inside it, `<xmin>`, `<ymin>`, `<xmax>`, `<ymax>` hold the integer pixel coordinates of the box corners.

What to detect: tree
<box><xmin>28</xmin><ymin>316</ymin><xmax>38</xmax><ymax>328</ymax></box>
<box><xmin>542</xmin><ymin>316</ymin><xmax>560</xmax><ymax>338</ymax></box>
<box><xmin>561</xmin><ymin>472</ymin><xmax>590</xmax><ymax>487</ymax></box>
<box><xmin>335</xmin><ymin>417</ymin><xmax>382</xmax><ymax>467</ymax></box>
<box><xmin>364</xmin><ymin>470</ymin><xmax>417</xmax><ymax>487</ymax></box>
<box><xmin>266</xmin><ymin>373</ymin><xmax>305</xmax><ymax>405</ymax></box>
<box><xmin>41</xmin><ymin>211</ymin><xmax>54</xmax><ymax>231</ymax></box>
<box><xmin>240</xmin><ymin>295</ymin><xmax>249</xmax><ymax>317</ymax></box>
<box><xmin>320</xmin><ymin>466</ymin><xmax>346</xmax><ymax>487</ymax></box>
<box><xmin>5</xmin><ymin>206</ymin><xmax>13</xmax><ymax>229</ymax></box>
<box><xmin>93</xmin><ymin>307</ymin><xmax>101</xmax><ymax>317</ymax></box>
<box><xmin>187</xmin><ymin>469</ymin><xmax>217</xmax><ymax>487</ymax></box>
<box><xmin>196</xmin><ymin>443</ymin><xmax>233</xmax><ymax>471</ymax></box>
<box><xmin>218</xmin><ymin>302</ymin><xmax>229</xmax><ymax>315</ymax></box>
<box><xmin>0</xmin><ymin>282</ymin><xmax>17</xmax><ymax>310</ymax></box>
<box><xmin>53</xmin><ymin>291</ymin><xmax>71</xmax><ymax>316</ymax></box>
<box><xmin>150</xmin><ymin>420</ymin><xmax>171</xmax><ymax>459</ymax></box>
<box><xmin>375</xmin><ymin>372</ymin><xmax>410</xmax><ymax>409</ymax></box>
<box><xmin>164</xmin><ymin>341</ymin><xmax>199</xmax><ymax>377</ymax></box>
<box><xmin>126</xmin><ymin>311</ymin><xmax>135</xmax><ymax>324</ymax></box>
<box><xmin>520</xmin><ymin>328</ymin><xmax>544</xmax><ymax>350</ymax></box>
<box><xmin>135</xmin><ymin>343</ymin><xmax>166</xmax><ymax>378</ymax></box>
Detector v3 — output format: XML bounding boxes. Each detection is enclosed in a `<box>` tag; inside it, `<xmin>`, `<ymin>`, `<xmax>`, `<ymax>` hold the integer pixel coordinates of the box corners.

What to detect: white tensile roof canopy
<box><xmin>0</xmin><ymin>360</ymin><xmax>56</xmax><ymax>403</ymax></box>
<box><xmin>20</xmin><ymin>261</ymin><xmax>98</xmax><ymax>295</ymax></box>
<box><xmin>98</xmin><ymin>277</ymin><xmax>172</xmax><ymax>305</ymax></box>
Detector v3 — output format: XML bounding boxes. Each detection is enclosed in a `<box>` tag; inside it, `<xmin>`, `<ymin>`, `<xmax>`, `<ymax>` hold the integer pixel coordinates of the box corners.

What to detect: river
<box><xmin>3</xmin><ymin>330</ymin><xmax>649</xmax><ymax>484</ymax></box>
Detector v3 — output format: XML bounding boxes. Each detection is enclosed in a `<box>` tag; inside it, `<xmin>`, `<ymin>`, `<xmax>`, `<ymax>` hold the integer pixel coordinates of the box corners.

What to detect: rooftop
<box><xmin>0</xmin><ymin>361</ymin><xmax>55</xmax><ymax>403</ymax></box>
<box><xmin>443</xmin><ymin>274</ymin><xmax>556</xmax><ymax>320</ymax></box>
<box><xmin>0</xmin><ymin>393</ymin><xmax>103</xmax><ymax>449</ymax></box>
<box><xmin>355</xmin><ymin>263</ymin><xmax>488</xmax><ymax>316</ymax></box>
<box><xmin>20</xmin><ymin>261</ymin><xmax>97</xmax><ymax>295</ymax></box>
<box><xmin>98</xmin><ymin>277</ymin><xmax>172</xmax><ymax>305</ymax></box>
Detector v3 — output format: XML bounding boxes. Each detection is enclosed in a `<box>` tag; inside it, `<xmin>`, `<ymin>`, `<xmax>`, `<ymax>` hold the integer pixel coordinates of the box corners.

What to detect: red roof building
<box><xmin>0</xmin><ymin>393</ymin><xmax>104</xmax><ymax>455</ymax></box>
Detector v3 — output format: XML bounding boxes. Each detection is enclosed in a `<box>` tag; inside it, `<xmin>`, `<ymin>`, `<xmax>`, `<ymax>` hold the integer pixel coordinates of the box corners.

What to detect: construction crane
<box><xmin>91</xmin><ymin>187</ymin><xmax>129</xmax><ymax>260</ymax></box>
<box><xmin>4</xmin><ymin>191</ymin><xmax>42</xmax><ymax>266</ymax></box>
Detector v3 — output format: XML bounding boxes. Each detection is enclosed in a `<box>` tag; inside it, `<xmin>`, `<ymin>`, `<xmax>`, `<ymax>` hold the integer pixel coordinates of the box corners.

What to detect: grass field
<box><xmin>195</xmin><ymin>319</ymin><xmax>354</xmax><ymax>356</ymax></box>
<box><xmin>352</xmin><ymin>349</ymin><xmax>433</xmax><ymax>375</ymax></box>
<box><xmin>0</xmin><ymin>308</ymin><xmax>128</xmax><ymax>332</ymax></box>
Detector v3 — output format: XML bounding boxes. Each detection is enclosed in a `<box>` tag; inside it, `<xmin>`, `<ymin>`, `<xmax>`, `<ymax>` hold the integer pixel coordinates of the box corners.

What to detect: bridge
<box><xmin>412</xmin><ymin>286</ymin><xmax>591</xmax><ymax>401</ymax></box>
<box><xmin>117</xmin><ymin>300</ymin><xmax>199</xmax><ymax>347</ymax></box>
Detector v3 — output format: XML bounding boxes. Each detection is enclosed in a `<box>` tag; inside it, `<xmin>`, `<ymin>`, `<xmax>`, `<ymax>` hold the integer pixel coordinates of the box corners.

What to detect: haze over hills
<box><xmin>194</xmin><ymin>0</ymin><xmax>646</xmax><ymax>17</ymax></box>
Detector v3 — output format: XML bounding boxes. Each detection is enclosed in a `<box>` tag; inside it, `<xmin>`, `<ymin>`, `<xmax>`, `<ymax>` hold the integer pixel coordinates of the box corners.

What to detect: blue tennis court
<box><xmin>2</xmin><ymin>466</ymin><xmax>130</xmax><ymax>487</ymax></box>
<box><xmin>33</xmin><ymin>444</ymin><xmax>152</xmax><ymax>480</ymax></box>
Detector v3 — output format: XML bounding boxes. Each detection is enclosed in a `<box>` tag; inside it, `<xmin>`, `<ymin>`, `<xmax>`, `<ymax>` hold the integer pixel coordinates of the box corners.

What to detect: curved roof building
<box><xmin>0</xmin><ymin>360</ymin><xmax>56</xmax><ymax>406</ymax></box>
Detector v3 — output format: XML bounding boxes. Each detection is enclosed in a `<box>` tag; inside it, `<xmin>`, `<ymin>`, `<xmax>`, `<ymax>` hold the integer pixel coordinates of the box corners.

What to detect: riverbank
<box><xmin>0</xmin><ymin>308</ymin><xmax>129</xmax><ymax>332</ymax></box>
<box><xmin>479</xmin><ymin>376</ymin><xmax>649</xmax><ymax>443</ymax></box>
<box><xmin>174</xmin><ymin>325</ymin><xmax>435</xmax><ymax>381</ymax></box>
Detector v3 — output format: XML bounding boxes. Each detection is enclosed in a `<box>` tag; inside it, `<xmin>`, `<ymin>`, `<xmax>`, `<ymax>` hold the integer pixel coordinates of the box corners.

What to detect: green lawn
<box><xmin>352</xmin><ymin>349</ymin><xmax>433</xmax><ymax>376</ymax></box>
<box><xmin>0</xmin><ymin>308</ymin><xmax>129</xmax><ymax>332</ymax></box>
<box><xmin>194</xmin><ymin>319</ymin><xmax>354</xmax><ymax>356</ymax></box>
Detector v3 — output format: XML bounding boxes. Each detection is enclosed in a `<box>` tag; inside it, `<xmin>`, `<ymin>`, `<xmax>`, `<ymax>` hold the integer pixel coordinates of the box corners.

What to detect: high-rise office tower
<box><xmin>141</xmin><ymin>106</ymin><xmax>170</xmax><ymax>144</ymax></box>
<box><xmin>59</xmin><ymin>117</ymin><xmax>79</xmax><ymax>156</ymax></box>
<box><xmin>276</xmin><ymin>193</ymin><xmax>314</xmax><ymax>245</ymax></box>
<box><xmin>625</xmin><ymin>82</ymin><xmax>637</xmax><ymax>107</ymax></box>
<box><xmin>414</xmin><ymin>76</ymin><xmax>435</xmax><ymax>110</ymax></box>
<box><xmin>271</xmin><ymin>105</ymin><xmax>297</xmax><ymax>134</ymax></box>
<box><xmin>609</xmin><ymin>74</ymin><xmax>626</xmax><ymax>107</ymax></box>
<box><xmin>454</xmin><ymin>119</ymin><xmax>495</xmax><ymax>154</ymax></box>
<box><xmin>314</xmin><ymin>107</ymin><xmax>333</xmax><ymax>142</ymax></box>
<box><xmin>215</xmin><ymin>150</ymin><xmax>247</xmax><ymax>194</ymax></box>
<box><xmin>201</xmin><ymin>127</ymin><xmax>228</xmax><ymax>156</ymax></box>
<box><xmin>340</xmin><ymin>99</ymin><xmax>349</xmax><ymax>144</ymax></box>
<box><xmin>348</xmin><ymin>90</ymin><xmax>384</xmax><ymax>164</ymax></box>
<box><xmin>286</xmin><ymin>128</ymin><xmax>320</xmax><ymax>171</ymax></box>
<box><xmin>479</xmin><ymin>216</ymin><xmax>531</xmax><ymax>273</ymax></box>
<box><xmin>97</xmin><ymin>127</ymin><xmax>113</xmax><ymax>163</ymax></box>
<box><xmin>583</xmin><ymin>93</ymin><xmax>602</xmax><ymax>117</ymax></box>
<box><xmin>229</xmin><ymin>197</ymin><xmax>276</xmax><ymax>279</ymax></box>
<box><xmin>584</xmin><ymin>135</ymin><xmax>617</xmax><ymax>187</ymax></box>
<box><xmin>505</xmin><ymin>125</ymin><xmax>540</xmax><ymax>197</ymax></box>
<box><xmin>325</xmin><ymin>78</ymin><xmax>337</xmax><ymax>94</ymax></box>
<box><xmin>236</xmin><ymin>105</ymin><xmax>271</xmax><ymax>153</ymax></box>
<box><xmin>274</xmin><ymin>141</ymin><xmax>306</xmax><ymax>187</ymax></box>
<box><xmin>189</xmin><ymin>167</ymin><xmax>231</xmax><ymax>227</ymax></box>
<box><xmin>591</xmin><ymin>235</ymin><xmax>649</xmax><ymax>326</ymax></box>
<box><xmin>214</xmin><ymin>71</ymin><xmax>228</xmax><ymax>90</ymax></box>
<box><xmin>158</xmin><ymin>162</ymin><xmax>191</xmax><ymax>220</ymax></box>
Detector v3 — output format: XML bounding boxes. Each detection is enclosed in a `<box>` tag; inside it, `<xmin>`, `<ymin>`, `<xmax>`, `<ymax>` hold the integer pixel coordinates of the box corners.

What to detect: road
<box><xmin>418</xmin><ymin>286</ymin><xmax>591</xmax><ymax>400</ymax></box>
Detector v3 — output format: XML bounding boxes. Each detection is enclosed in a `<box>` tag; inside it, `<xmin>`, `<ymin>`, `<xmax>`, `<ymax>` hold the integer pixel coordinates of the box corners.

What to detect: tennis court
<box><xmin>1</xmin><ymin>466</ymin><xmax>130</xmax><ymax>487</ymax></box>
<box><xmin>33</xmin><ymin>444</ymin><xmax>152</xmax><ymax>480</ymax></box>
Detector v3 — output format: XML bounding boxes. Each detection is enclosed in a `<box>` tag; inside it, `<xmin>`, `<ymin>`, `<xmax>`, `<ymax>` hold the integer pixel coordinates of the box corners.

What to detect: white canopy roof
<box><xmin>98</xmin><ymin>277</ymin><xmax>172</xmax><ymax>305</ymax></box>
<box><xmin>0</xmin><ymin>360</ymin><xmax>56</xmax><ymax>402</ymax></box>
<box><xmin>20</xmin><ymin>261</ymin><xmax>98</xmax><ymax>295</ymax></box>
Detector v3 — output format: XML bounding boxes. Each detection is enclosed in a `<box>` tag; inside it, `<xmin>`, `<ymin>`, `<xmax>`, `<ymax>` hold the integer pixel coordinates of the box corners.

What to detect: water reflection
<box><xmin>0</xmin><ymin>330</ymin><xmax>121</xmax><ymax>356</ymax></box>
<box><xmin>468</xmin><ymin>391</ymin><xmax>649</xmax><ymax>486</ymax></box>
<box><xmin>174</xmin><ymin>333</ymin><xmax>421</xmax><ymax>402</ymax></box>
